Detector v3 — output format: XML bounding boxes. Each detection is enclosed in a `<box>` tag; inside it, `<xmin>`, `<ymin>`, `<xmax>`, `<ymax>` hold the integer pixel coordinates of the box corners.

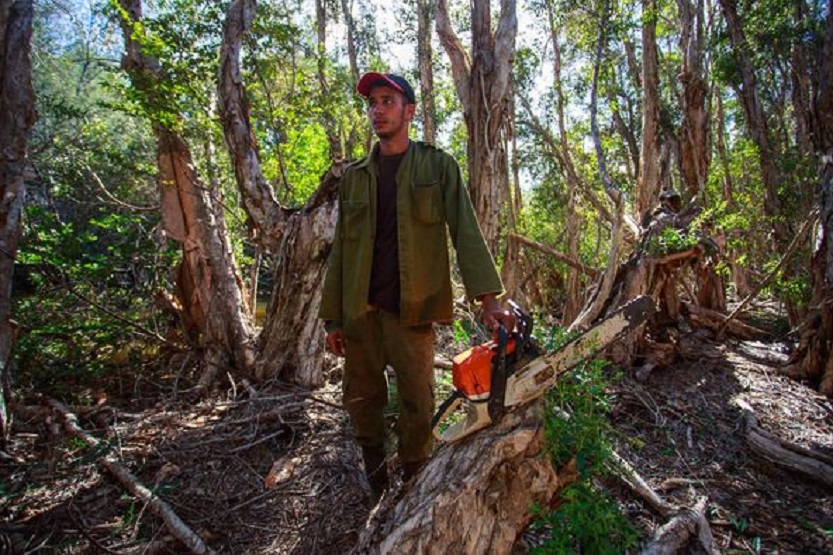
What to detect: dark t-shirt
<box><xmin>368</xmin><ymin>152</ymin><xmax>405</xmax><ymax>313</ymax></box>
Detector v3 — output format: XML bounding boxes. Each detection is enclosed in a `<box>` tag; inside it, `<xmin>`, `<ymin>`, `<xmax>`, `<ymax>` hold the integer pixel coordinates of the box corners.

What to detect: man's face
<box><xmin>366</xmin><ymin>85</ymin><xmax>415</xmax><ymax>140</ymax></box>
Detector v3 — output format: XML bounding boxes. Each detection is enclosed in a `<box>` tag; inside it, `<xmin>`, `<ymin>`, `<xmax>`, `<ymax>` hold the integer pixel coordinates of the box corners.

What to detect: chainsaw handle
<box><xmin>431</xmin><ymin>393</ymin><xmax>493</xmax><ymax>442</ymax></box>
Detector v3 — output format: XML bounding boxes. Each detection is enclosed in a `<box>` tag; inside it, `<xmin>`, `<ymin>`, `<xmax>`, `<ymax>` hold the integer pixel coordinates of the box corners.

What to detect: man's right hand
<box><xmin>325</xmin><ymin>329</ymin><xmax>347</xmax><ymax>357</ymax></box>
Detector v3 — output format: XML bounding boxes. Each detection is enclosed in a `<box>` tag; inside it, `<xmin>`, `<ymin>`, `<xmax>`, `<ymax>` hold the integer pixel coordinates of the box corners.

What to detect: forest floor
<box><xmin>1</xmin><ymin>300</ymin><xmax>832</xmax><ymax>554</ymax></box>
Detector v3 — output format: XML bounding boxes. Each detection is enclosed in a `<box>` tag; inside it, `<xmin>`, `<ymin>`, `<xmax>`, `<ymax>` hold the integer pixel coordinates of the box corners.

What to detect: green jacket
<box><xmin>319</xmin><ymin>140</ymin><xmax>503</xmax><ymax>336</ymax></box>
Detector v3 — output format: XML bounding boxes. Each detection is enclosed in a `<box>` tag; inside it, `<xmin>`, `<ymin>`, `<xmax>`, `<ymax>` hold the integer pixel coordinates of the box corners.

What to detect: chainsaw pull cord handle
<box><xmin>487</xmin><ymin>323</ymin><xmax>509</xmax><ymax>423</ymax></box>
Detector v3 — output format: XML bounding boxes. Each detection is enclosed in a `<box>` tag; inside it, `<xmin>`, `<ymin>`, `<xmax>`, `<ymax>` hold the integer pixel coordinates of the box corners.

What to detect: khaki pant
<box><xmin>343</xmin><ymin>310</ymin><xmax>435</xmax><ymax>463</ymax></box>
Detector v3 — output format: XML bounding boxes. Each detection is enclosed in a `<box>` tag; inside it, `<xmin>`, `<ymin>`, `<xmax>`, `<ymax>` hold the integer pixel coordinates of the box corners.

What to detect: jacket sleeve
<box><xmin>442</xmin><ymin>154</ymin><xmax>504</xmax><ymax>300</ymax></box>
<box><xmin>318</xmin><ymin>193</ymin><xmax>344</xmax><ymax>329</ymax></box>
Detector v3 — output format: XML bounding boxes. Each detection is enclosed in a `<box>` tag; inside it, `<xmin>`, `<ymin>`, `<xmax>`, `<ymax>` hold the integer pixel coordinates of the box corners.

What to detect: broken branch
<box><xmin>45</xmin><ymin>397</ymin><xmax>215</xmax><ymax>555</ymax></box>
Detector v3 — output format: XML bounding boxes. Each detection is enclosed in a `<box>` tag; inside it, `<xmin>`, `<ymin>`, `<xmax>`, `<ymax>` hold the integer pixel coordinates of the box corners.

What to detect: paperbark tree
<box><xmin>316</xmin><ymin>0</ymin><xmax>343</xmax><ymax>161</ymax></box>
<box><xmin>717</xmin><ymin>4</ymin><xmax>794</xmax><ymax>249</ymax></box>
<box><xmin>677</xmin><ymin>0</ymin><xmax>724</xmax><ymax>311</ymax></box>
<box><xmin>638</xmin><ymin>0</ymin><xmax>662</xmax><ymax>220</ymax></box>
<box><xmin>676</xmin><ymin>0</ymin><xmax>709</xmax><ymax>200</ymax></box>
<box><xmin>719</xmin><ymin>0</ymin><xmax>811</xmax><ymax>325</ymax></box>
<box><xmin>0</xmin><ymin>0</ymin><xmax>36</xmax><ymax>440</ymax></box>
<box><xmin>786</xmin><ymin>0</ymin><xmax>833</xmax><ymax>395</ymax></box>
<box><xmin>436</xmin><ymin>0</ymin><xmax>517</xmax><ymax>251</ymax></box>
<box><xmin>219</xmin><ymin>0</ymin><xmax>338</xmax><ymax>387</ymax></box>
<box><xmin>117</xmin><ymin>0</ymin><xmax>256</xmax><ymax>386</ymax></box>
<box><xmin>416</xmin><ymin>0</ymin><xmax>437</xmax><ymax>143</ymax></box>
<box><xmin>547</xmin><ymin>4</ymin><xmax>587</xmax><ymax>322</ymax></box>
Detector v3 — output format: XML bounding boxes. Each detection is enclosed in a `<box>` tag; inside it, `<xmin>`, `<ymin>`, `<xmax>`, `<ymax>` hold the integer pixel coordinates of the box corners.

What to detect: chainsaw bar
<box><xmin>503</xmin><ymin>295</ymin><xmax>654</xmax><ymax>408</ymax></box>
<box><xmin>433</xmin><ymin>295</ymin><xmax>654</xmax><ymax>442</ymax></box>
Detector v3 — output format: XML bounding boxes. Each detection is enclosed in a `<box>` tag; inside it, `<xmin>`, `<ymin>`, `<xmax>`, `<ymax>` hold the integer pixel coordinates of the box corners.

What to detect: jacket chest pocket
<box><xmin>411</xmin><ymin>182</ymin><xmax>442</xmax><ymax>224</ymax></box>
<box><xmin>342</xmin><ymin>200</ymin><xmax>369</xmax><ymax>240</ymax></box>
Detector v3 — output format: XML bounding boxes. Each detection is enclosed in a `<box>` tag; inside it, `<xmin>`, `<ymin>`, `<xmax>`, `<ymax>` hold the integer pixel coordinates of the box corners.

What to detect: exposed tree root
<box><xmin>735</xmin><ymin>399</ymin><xmax>833</xmax><ymax>488</ymax></box>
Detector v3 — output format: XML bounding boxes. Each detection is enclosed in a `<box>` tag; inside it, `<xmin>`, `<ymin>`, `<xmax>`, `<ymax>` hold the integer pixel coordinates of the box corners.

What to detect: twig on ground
<box><xmin>44</xmin><ymin>397</ymin><xmax>215</xmax><ymax>555</ymax></box>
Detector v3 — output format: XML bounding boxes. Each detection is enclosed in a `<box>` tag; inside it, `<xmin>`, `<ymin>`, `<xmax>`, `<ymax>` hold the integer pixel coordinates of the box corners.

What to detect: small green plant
<box><xmin>532</xmin><ymin>481</ymin><xmax>638</xmax><ymax>555</ymax></box>
<box><xmin>533</xmin><ymin>358</ymin><xmax>639</xmax><ymax>554</ymax></box>
<box><xmin>729</xmin><ymin>515</ymin><xmax>750</xmax><ymax>534</ymax></box>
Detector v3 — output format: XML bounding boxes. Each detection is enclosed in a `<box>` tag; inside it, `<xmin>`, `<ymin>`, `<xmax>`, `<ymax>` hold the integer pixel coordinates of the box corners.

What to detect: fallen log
<box><xmin>684</xmin><ymin>303</ymin><xmax>770</xmax><ymax>340</ymax></box>
<box><xmin>735</xmin><ymin>400</ymin><xmax>833</xmax><ymax>488</ymax></box>
<box><xmin>640</xmin><ymin>497</ymin><xmax>719</xmax><ymax>555</ymax></box>
<box><xmin>352</xmin><ymin>401</ymin><xmax>562</xmax><ymax>554</ymax></box>
<box><xmin>44</xmin><ymin>397</ymin><xmax>214</xmax><ymax>555</ymax></box>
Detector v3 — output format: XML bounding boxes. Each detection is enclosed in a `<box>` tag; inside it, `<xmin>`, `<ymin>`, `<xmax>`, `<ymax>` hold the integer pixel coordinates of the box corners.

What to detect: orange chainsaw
<box><xmin>432</xmin><ymin>295</ymin><xmax>654</xmax><ymax>442</ymax></box>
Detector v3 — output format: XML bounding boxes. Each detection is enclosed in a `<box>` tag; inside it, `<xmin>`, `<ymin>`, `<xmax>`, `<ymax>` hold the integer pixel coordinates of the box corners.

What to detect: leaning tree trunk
<box><xmin>0</xmin><ymin>0</ymin><xmax>36</xmax><ymax>441</ymax></box>
<box><xmin>118</xmin><ymin>0</ymin><xmax>256</xmax><ymax>384</ymax></box>
<box><xmin>436</xmin><ymin>0</ymin><xmax>517</xmax><ymax>252</ymax></box>
<box><xmin>219</xmin><ymin>0</ymin><xmax>340</xmax><ymax>386</ymax></box>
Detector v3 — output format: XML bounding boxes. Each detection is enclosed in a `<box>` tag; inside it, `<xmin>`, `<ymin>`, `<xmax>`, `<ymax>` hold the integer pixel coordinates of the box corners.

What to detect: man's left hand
<box><xmin>479</xmin><ymin>294</ymin><xmax>516</xmax><ymax>332</ymax></box>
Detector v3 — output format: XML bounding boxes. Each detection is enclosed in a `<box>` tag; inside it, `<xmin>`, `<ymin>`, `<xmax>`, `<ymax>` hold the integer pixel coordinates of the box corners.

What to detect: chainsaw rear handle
<box><xmin>431</xmin><ymin>391</ymin><xmax>493</xmax><ymax>442</ymax></box>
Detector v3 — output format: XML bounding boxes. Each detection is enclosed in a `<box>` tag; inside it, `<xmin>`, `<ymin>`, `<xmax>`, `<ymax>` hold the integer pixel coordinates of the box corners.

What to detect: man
<box><xmin>319</xmin><ymin>72</ymin><xmax>513</xmax><ymax>502</ymax></box>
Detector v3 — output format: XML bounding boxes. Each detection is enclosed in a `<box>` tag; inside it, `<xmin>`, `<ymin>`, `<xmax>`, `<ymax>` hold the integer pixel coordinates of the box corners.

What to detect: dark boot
<box><xmin>402</xmin><ymin>459</ymin><xmax>428</xmax><ymax>483</ymax></box>
<box><xmin>361</xmin><ymin>445</ymin><xmax>388</xmax><ymax>503</ymax></box>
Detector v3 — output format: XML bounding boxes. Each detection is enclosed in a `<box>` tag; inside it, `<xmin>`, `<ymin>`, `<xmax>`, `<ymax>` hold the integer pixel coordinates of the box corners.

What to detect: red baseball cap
<box><xmin>357</xmin><ymin>72</ymin><xmax>416</xmax><ymax>104</ymax></box>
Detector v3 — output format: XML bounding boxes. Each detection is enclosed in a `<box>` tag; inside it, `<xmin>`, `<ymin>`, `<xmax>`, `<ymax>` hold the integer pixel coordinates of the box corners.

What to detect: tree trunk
<box><xmin>546</xmin><ymin>7</ymin><xmax>584</xmax><ymax>322</ymax></box>
<box><xmin>352</xmin><ymin>401</ymin><xmax>563</xmax><ymax>554</ymax></box>
<box><xmin>0</xmin><ymin>0</ymin><xmax>36</xmax><ymax>441</ymax></box>
<box><xmin>638</xmin><ymin>0</ymin><xmax>662</xmax><ymax>220</ymax></box>
<box><xmin>219</xmin><ymin>0</ymin><xmax>340</xmax><ymax>387</ymax></box>
<box><xmin>256</xmin><ymin>167</ymin><xmax>341</xmax><ymax>386</ymax></box>
<box><xmin>676</xmin><ymin>0</ymin><xmax>710</xmax><ymax>200</ymax></box>
<box><xmin>417</xmin><ymin>0</ymin><xmax>437</xmax><ymax>143</ymax></box>
<box><xmin>718</xmin><ymin>0</ymin><xmax>790</xmax><ymax>237</ymax></box>
<box><xmin>316</xmin><ymin>0</ymin><xmax>342</xmax><ymax>161</ymax></box>
<box><xmin>118</xmin><ymin>0</ymin><xmax>255</xmax><ymax>383</ymax></box>
<box><xmin>436</xmin><ymin>0</ymin><xmax>517</xmax><ymax>252</ymax></box>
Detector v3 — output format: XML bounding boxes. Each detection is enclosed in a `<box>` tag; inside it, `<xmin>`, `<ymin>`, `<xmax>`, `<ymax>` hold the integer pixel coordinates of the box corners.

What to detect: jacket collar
<box><xmin>354</xmin><ymin>141</ymin><xmax>414</xmax><ymax>170</ymax></box>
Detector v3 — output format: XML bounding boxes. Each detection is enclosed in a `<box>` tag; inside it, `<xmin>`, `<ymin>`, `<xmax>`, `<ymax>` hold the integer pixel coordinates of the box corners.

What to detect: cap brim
<box><xmin>357</xmin><ymin>72</ymin><xmax>404</xmax><ymax>97</ymax></box>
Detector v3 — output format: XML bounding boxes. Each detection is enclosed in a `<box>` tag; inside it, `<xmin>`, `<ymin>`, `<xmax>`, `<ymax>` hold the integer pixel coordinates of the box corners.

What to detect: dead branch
<box><xmin>44</xmin><ymin>397</ymin><xmax>215</xmax><ymax>555</ymax></box>
<box><xmin>684</xmin><ymin>303</ymin><xmax>770</xmax><ymax>340</ymax></box>
<box><xmin>646</xmin><ymin>247</ymin><xmax>700</xmax><ymax>265</ymax></box>
<box><xmin>508</xmin><ymin>233</ymin><xmax>601</xmax><ymax>277</ymax></box>
<box><xmin>735</xmin><ymin>400</ymin><xmax>833</xmax><ymax>488</ymax></box>
<box><xmin>717</xmin><ymin>211</ymin><xmax>817</xmax><ymax>339</ymax></box>
<box><xmin>607</xmin><ymin>451</ymin><xmax>676</xmax><ymax>518</ymax></box>
<box><xmin>640</xmin><ymin>497</ymin><xmax>719</xmax><ymax>555</ymax></box>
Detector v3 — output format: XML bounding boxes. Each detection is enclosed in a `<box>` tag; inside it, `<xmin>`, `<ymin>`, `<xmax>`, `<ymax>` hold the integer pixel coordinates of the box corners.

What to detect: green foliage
<box><xmin>645</xmin><ymin>226</ymin><xmax>699</xmax><ymax>257</ymax></box>
<box><xmin>531</xmin><ymin>481</ymin><xmax>639</xmax><ymax>555</ymax></box>
<box><xmin>532</xmin><ymin>352</ymin><xmax>638</xmax><ymax>553</ymax></box>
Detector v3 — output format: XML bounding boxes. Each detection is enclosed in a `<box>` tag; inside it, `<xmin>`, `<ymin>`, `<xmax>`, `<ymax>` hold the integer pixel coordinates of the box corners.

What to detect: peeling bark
<box><xmin>638</xmin><ymin>0</ymin><xmax>662</xmax><ymax>219</ymax></box>
<box><xmin>352</xmin><ymin>402</ymin><xmax>562</xmax><ymax>554</ymax></box>
<box><xmin>0</xmin><ymin>0</ymin><xmax>36</xmax><ymax>439</ymax></box>
<box><xmin>219</xmin><ymin>0</ymin><xmax>341</xmax><ymax>386</ymax></box>
<box><xmin>436</xmin><ymin>0</ymin><xmax>517</xmax><ymax>251</ymax></box>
